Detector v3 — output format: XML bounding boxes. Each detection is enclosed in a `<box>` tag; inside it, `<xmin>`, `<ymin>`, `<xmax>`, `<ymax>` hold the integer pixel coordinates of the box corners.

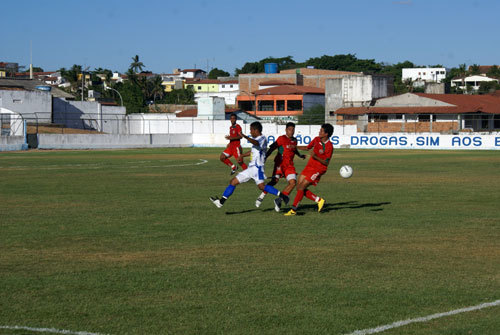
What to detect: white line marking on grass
<box><xmin>0</xmin><ymin>159</ymin><xmax>208</xmax><ymax>170</ymax></box>
<box><xmin>344</xmin><ymin>299</ymin><xmax>500</xmax><ymax>335</ymax></box>
<box><xmin>0</xmin><ymin>325</ymin><xmax>107</xmax><ymax>335</ymax></box>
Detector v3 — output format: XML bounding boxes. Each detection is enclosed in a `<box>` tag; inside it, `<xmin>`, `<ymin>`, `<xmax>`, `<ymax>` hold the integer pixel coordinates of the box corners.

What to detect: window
<box><xmin>394</xmin><ymin>114</ymin><xmax>403</xmax><ymax>120</ymax></box>
<box><xmin>423</xmin><ymin>72</ymin><xmax>426</xmax><ymax>75</ymax></box>
<box><xmin>230</xmin><ymin>85</ymin><xmax>233</xmax><ymax>88</ymax></box>
<box><xmin>222</xmin><ymin>85</ymin><xmax>225</xmax><ymax>88</ymax></box>
<box><xmin>258</xmin><ymin>100</ymin><xmax>274</xmax><ymax>111</ymax></box>
<box><xmin>419</xmin><ymin>114</ymin><xmax>436</xmax><ymax>122</ymax></box>
<box><xmin>197</xmin><ymin>86</ymin><xmax>202</xmax><ymax>90</ymax></box>
<box><xmin>287</xmin><ymin>100</ymin><xmax>302</xmax><ymax>111</ymax></box>
<box><xmin>276</xmin><ymin>100</ymin><xmax>285</xmax><ymax>111</ymax></box>
<box><xmin>464</xmin><ymin>115</ymin><xmax>473</xmax><ymax>128</ymax></box>
<box><xmin>12</xmin><ymin>99</ymin><xmax>22</xmax><ymax>103</ymax></box>
<box><xmin>344</xmin><ymin>115</ymin><xmax>359</xmax><ymax>120</ymax></box>
<box><xmin>440</xmin><ymin>71</ymin><xmax>445</xmax><ymax>74</ymax></box>
<box><xmin>494</xmin><ymin>115</ymin><xmax>500</xmax><ymax>129</ymax></box>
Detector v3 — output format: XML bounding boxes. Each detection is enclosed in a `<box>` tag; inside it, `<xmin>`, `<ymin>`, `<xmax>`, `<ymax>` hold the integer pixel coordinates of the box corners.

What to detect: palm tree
<box><xmin>150</xmin><ymin>76</ymin><xmax>165</xmax><ymax>102</ymax></box>
<box><xmin>130</xmin><ymin>55</ymin><xmax>145</xmax><ymax>73</ymax></box>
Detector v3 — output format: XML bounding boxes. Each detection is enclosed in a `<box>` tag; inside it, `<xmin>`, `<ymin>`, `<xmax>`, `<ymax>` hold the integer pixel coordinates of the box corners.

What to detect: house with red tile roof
<box><xmin>333</xmin><ymin>92</ymin><xmax>500</xmax><ymax>133</ymax></box>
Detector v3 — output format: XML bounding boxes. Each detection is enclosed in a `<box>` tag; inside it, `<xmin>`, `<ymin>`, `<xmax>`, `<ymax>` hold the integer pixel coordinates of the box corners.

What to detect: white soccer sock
<box><xmin>258</xmin><ymin>191</ymin><xmax>266</xmax><ymax>199</ymax></box>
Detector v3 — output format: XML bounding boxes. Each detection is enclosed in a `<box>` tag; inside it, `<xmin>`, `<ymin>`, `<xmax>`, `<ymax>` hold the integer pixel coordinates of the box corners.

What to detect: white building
<box><xmin>179</xmin><ymin>69</ymin><xmax>207</xmax><ymax>79</ymax></box>
<box><xmin>193</xmin><ymin>80</ymin><xmax>240</xmax><ymax>105</ymax></box>
<box><xmin>451</xmin><ymin>74</ymin><xmax>499</xmax><ymax>91</ymax></box>
<box><xmin>402</xmin><ymin>68</ymin><xmax>447</xmax><ymax>83</ymax></box>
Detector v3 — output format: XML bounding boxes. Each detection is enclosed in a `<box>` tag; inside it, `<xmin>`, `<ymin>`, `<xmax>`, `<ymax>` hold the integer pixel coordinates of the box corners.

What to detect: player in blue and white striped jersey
<box><xmin>210</xmin><ymin>121</ymin><xmax>289</xmax><ymax>208</ymax></box>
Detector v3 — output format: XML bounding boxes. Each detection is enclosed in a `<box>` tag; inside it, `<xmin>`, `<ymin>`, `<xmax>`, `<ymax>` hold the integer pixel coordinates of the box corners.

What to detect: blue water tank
<box><xmin>35</xmin><ymin>85</ymin><xmax>52</xmax><ymax>91</ymax></box>
<box><xmin>264</xmin><ymin>63</ymin><xmax>278</xmax><ymax>74</ymax></box>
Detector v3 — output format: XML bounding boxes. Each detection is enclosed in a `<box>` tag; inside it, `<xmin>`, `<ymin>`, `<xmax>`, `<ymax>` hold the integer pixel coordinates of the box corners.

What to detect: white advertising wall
<box><xmin>195</xmin><ymin>132</ymin><xmax>500</xmax><ymax>150</ymax></box>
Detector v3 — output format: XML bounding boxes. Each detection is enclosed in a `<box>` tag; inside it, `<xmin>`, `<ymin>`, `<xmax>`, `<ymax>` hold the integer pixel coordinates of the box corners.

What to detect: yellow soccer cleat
<box><xmin>317</xmin><ymin>198</ymin><xmax>325</xmax><ymax>212</ymax></box>
<box><xmin>284</xmin><ymin>209</ymin><xmax>296</xmax><ymax>216</ymax></box>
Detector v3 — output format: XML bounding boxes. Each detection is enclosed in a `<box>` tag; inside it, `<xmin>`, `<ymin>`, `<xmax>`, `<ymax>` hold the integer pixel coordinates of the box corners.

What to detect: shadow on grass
<box><xmin>225</xmin><ymin>201</ymin><xmax>390</xmax><ymax>215</ymax></box>
<box><xmin>298</xmin><ymin>201</ymin><xmax>391</xmax><ymax>214</ymax></box>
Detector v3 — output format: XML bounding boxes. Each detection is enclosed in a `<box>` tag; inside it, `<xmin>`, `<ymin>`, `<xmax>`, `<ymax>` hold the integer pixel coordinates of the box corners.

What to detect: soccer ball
<box><xmin>339</xmin><ymin>165</ymin><xmax>353</xmax><ymax>179</ymax></box>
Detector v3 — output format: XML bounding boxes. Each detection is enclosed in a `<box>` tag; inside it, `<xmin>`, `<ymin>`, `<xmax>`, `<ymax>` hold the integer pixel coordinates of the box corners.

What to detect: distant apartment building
<box><xmin>402</xmin><ymin>68</ymin><xmax>447</xmax><ymax>84</ymax></box>
<box><xmin>186</xmin><ymin>79</ymin><xmax>240</xmax><ymax>105</ymax></box>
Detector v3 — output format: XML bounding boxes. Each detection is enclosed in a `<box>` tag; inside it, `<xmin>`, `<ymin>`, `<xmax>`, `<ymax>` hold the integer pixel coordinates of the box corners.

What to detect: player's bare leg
<box><xmin>285</xmin><ymin>176</ymin><xmax>324</xmax><ymax>215</ymax></box>
<box><xmin>220</xmin><ymin>153</ymin><xmax>238</xmax><ymax>175</ymax></box>
<box><xmin>285</xmin><ymin>175</ymin><xmax>308</xmax><ymax>215</ymax></box>
<box><xmin>237</xmin><ymin>156</ymin><xmax>248</xmax><ymax>170</ymax></box>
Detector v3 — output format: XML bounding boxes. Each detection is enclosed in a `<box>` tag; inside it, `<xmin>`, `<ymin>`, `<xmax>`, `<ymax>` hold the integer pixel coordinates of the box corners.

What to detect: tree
<box><xmin>478</xmin><ymin>81</ymin><xmax>500</xmax><ymax>94</ymax></box>
<box><xmin>487</xmin><ymin>65</ymin><xmax>500</xmax><ymax>78</ymax></box>
<box><xmin>115</xmin><ymin>81</ymin><xmax>146</xmax><ymax>113</ymax></box>
<box><xmin>59</xmin><ymin>64</ymin><xmax>84</xmax><ymax>98</ymax></box>
<box><xmin>298</xmin><ymin>104</ymin><xmax>325</xmax><ymax>125</ymax></box>
<box><xmin>468</xmin><ymin>64</ymin><xmax>480</xmax><ymax>75</ymax></box>
<box><xmin>130</xmin><ymin>55</ymin><xmax>145</xmax><ymax>73</ymax></box>
<box><xmin>163</xmin><ymin>87</ymin><xmax>195</xmax><ymax>104</ymax></box>
<box><xmin>146</xmin><ymin>76</ymin><xmax>166</xmax><ymax>102</ymax></box>
<box><xmin>235</xmin><ymin>56</ymin><xmax>298</xmax><ymax>75</ymax></box>
<box><xmin>208</xmin><ymin>67</ymin><xmax>230</xmax><ymax>79</ymax></box>
<box><xmin>304</xmin><ymin>54</ymin><xmax>381</xmax><ymax>73</ymax></box>
<box><xmin>23</xmin><ymin>67</ymin><xmax>44</xmax><ymax>73</ymax></box>
<box><xmin>380</xmin><ymin>61</ymin><xmax>416</xmax><ymax>94</ymax></box>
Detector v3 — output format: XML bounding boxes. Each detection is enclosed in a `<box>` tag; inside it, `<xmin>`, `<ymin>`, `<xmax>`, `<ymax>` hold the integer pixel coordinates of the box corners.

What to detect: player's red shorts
<box><xmin>301</xmin><ymin>165</ymin><xmax>326</xmax><ymax>186</ymax></box>
<box><xmin>223</xmin><ymin>144</ymin><xmax>242</xmax><ymax>159</ymax></box>
<box><xmin>273</xmin><ymin>162</ymin><xmax>297</xmax><ymax>179</ymax></box>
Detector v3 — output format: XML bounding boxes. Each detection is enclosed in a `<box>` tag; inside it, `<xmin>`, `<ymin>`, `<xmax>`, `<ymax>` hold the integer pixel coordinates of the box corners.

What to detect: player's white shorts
<box><xmin>236</xmin><ymin>165</ymin><xmax>266</xmax><ymax>185</ymax></box>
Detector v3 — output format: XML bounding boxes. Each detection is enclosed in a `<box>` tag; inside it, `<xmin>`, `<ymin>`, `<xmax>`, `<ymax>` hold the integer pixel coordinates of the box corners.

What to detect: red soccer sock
<box><xmin>304</xmin><ymin>190</ymin><xmax>319</xmax><ymax>202</ymax></box>
<box><xmin>240</xmin><ymin>162</ymin><xmax>248</xmax><ymax>170</ymax></box>
<box><xmin>292</xmin><ymin>190</ymin><xmax>304</xmax><ymax>208</ymax></box>
<box><xmin>282</xmin><ymin>191</ymin><xmax>290</xmax><ymax>196</ymax></box>
<box><xmin>223</xmin><ymin>158</ymin><xmax>234</xmax><ymax>168</ymax></box>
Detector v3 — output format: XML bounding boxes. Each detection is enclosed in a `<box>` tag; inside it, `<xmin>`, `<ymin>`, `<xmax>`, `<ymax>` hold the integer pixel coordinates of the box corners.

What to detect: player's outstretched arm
<box><xmin>294</xmin><ymin>147</ymin><xmax>306</xmax><ymax>159</ymax></box>
<box><xmin>239</xmin><ymin>132</ymin><xmax>260</xmax><ymax>146</ymax></box>
<box><xmin>266</xmin><ymin>142</ymin><xmax>278</xmax><ymax>158</ymax></box>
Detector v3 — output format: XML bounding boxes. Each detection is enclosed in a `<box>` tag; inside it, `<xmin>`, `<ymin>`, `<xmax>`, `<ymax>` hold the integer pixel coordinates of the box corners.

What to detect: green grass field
<box><xmin>1</xmin><ymin>148</ymin><xmax>499</xmax><ymax>335</ymax></box>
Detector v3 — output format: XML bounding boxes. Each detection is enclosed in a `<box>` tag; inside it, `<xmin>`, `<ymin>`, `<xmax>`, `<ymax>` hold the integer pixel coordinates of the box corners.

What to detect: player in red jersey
<box><xmin>255</xmin><ymin>122</ymin><xmax>305</xmax><ymax>211</ymax></box>
<box><xmin>285</xmin><ymin>123</ymin><xmax>334</xmax><ymax>216</ymax></box>
<box><xmin>220</xmin><ymin>113</ymin><xmax>247</xmax><ymax>175</ymax></box>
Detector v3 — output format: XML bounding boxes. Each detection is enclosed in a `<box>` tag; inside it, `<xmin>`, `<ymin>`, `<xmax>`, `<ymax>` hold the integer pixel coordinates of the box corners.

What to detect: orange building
<box><xmin>236</xmin><ymin>84</ymin><xmax>324</xmax><ymax>118</ymax></box>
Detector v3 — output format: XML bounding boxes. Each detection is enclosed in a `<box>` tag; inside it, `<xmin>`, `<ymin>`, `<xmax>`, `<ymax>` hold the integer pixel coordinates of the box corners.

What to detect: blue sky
<box><xmin>1</xmin><ymin>0</ymin><xmax>498</xmax><ymax>74</ymax></box>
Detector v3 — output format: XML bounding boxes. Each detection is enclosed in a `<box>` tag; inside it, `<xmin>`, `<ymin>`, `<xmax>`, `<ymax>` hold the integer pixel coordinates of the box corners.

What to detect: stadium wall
<box><xmin>23</xmin><ymin>126</ymin><xmax>500</xmax><ymax>151</ymax></box>
<box><xmin>37</xmin><ymin>134</ymin><xmax>192</xmax><ymax>150</ymax></box>
<box><xmin>0</xmin><ymin>136</ymin><xmax>25</xmax><ymax>151</ymax></box>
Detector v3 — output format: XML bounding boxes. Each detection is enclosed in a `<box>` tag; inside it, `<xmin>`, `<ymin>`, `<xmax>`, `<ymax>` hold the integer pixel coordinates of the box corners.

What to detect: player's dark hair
<box><xmin>230</xmin><ymin>113</ymin><xmax>237</xmax><ymax>119</ymax></box>
<box><xmin>250</xmin><ymin>121</ymin><xmax>263</xmax><ymax>133</ymax></box>
<box><xmin>321</xmin><ymin>123</ymin><xmax>334</xmax><ymax>137</ymax></box>
<box><xmin>286</xmin><ymin>122</ymin><xmax>295</xmax><ymax>128</ymax></box>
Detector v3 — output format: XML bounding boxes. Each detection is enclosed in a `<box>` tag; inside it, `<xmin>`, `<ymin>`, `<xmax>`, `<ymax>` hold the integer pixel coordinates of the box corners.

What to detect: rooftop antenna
<box><xmin>29</xmin><ymin>40</ymin><xmax>33</xmax><ymax>80</ymax></box>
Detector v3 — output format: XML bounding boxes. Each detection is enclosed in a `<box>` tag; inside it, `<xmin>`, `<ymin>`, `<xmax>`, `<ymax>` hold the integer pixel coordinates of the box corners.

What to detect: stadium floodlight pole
<box><xmin>104</xmin><ymin>83</ymin><xmax>123</xmax><ymax>106</ymax></box>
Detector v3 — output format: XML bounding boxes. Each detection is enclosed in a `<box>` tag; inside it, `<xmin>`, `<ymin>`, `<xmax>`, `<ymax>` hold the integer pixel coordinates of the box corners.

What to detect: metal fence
<box><xmin>2</xmin><ymin>112</ymin><xmax>499</xmax><ymax>137</ymax></box>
